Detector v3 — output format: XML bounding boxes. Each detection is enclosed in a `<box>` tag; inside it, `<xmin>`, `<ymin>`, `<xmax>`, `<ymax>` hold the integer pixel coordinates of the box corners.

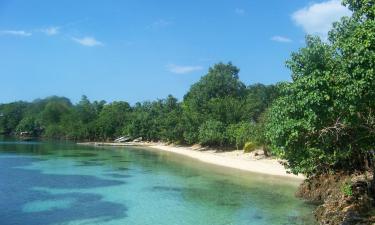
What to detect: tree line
<box><xmin>0</xmin><ymin>0</ymin><xmax>373</xmax><ymax>177</ymax></box>
<box><xmin>0</xmin><ymin>62</ymin><xmax>278</xmax><ymax>151</ymax></box>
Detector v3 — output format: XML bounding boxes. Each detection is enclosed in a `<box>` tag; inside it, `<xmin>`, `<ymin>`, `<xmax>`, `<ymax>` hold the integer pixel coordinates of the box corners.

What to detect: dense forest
<box><xmin>0</xmin><ymin>0</ymin><xmax>373</xmax><ymax>179</ymax></box>
<box><xmin>0</xmin><ymin>62</ymin><xmax>278</xmax><ymax>151</ymax></box>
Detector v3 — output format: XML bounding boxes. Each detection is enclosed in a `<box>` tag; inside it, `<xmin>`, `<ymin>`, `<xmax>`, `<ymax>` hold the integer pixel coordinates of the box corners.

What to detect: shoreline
<box><xmin>78</xmin><ymin>141</ymin><xmax>304</xmax><ymax>180</ymax></box>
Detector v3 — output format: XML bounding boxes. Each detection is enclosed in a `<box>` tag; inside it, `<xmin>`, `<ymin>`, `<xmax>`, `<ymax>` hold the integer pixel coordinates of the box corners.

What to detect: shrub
<box><xmin>244</xmin><ymin>141</ymin><xmax>257</xmax><ymax>153</ymax></box>
<box><xmin>227</xmin><ymin>122</ymin><xmax>255</xmax><ymax>149</ymax></box>
<box><xmin>198</xmin><ymin>120</ymin><xmax>225</xmax><ymax>146</ymax></box>
<box><xmin>341</xmin><ymin>182</ymin><xmax>353</xmax><ymax>196</ymax></box>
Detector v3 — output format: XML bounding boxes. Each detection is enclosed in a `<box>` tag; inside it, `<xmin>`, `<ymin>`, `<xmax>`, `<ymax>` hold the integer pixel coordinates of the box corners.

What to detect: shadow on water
<box><xmin>105</xmin><ymin>173</ymin><xmax>132</xmax><ymax>179</ymax></box>
<box><xmin>76</xmin><ymin>161</ymin><xmax>106</xmax><ymax>167</ymax></box>
<box><xmin>62</xmin><ymin>152</ymin><xmax>98</xmax><ymax>158</ymax></box>
<box><xmin>0</xmin><ymin>157</ymin><xmax>128</xmax><ymax>225</ymax></box>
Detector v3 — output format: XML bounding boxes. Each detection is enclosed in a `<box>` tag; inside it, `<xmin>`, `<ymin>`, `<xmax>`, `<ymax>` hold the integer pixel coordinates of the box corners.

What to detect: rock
<box><xmin>297</xmin><ymin>172</ymin><xmax>375</xmax><ymax>225</ymax></box>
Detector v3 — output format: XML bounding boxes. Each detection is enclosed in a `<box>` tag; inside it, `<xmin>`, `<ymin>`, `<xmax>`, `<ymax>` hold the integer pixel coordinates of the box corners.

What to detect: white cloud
<box><xmin>41</xmin><ymin>26</ymin><xmax>59</xmax><ymax>36</ymax></box>
<box><xmin>235</xmin><ymin>8</ymin><xmax>246</xmax><ymax>16</ymax></box>
<box><xmin>292</xmin><ymin>0</ymin><xmax>351</xmax><ymax>38</ymax></box>
<box><xmin>72</xmin><ymin>36</ymin><xmax>103</xmax><ymax>47</ymax></box>
<box><xmin>271</xmin><ymin>35</ymin><xmax>292</xmax><ymax>43</ymax></box>
<box><xmin>0</xmin><ymin>30</ymin><xmax>32</xmax><ymax>37</ymax></box>
<box><xmin>166</xmin><ymin>64</ymin><xmax>203</xmax><ymax>74</ymax></box>
<box><xmin>149</xmin><ymin>19</ymin><xmax>172</xmax><ymax>30</ymax></box>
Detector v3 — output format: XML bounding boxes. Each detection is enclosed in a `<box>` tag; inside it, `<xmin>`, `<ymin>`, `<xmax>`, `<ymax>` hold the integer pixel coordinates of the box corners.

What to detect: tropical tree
<box><xmin>95</xmin><ymin>101</ymin><xmax>132</xmax><ymax>140</ymax></box>
<box><xmin>182</xmin><ymin>62</ymin><xmax>246</xmax><ymax>143</ymax></box>
<box><xmin>266</xmin><ymin>0</ymin><xmax>375</xmax><ymax>176</ymax></box>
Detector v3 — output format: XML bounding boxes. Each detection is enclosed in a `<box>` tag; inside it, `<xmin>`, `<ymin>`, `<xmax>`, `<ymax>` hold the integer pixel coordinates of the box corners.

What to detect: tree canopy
<box><xmin>265</xmin><ymin>0</ymin><xmax>374</xmax><ymax>176</ymax></box>
<box><xmin>0</xmin><ymin>63</ymin><xmax>277</xmax><ymax>150</ymax></box>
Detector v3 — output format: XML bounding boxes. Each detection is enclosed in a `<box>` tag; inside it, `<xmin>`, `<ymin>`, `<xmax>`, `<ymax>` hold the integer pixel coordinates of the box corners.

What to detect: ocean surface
<box><xmin>0</xmin><ymin>139</ymin><xmax>317</xmax><ymax>225</ymax></box>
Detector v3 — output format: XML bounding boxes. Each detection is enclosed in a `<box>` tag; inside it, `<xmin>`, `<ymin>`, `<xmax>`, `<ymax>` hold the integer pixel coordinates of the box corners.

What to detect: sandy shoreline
<box><xmin>78</xmin><ymin>142</ymin><xmax>304</xmax><ymax>180</ymax></box>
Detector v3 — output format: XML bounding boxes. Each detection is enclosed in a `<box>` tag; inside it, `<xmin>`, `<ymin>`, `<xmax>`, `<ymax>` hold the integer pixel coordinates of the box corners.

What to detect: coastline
<box><xmin>78</xmin><ymin>141</ymin><xmax>304</xmax><ymax>180</ymax></box>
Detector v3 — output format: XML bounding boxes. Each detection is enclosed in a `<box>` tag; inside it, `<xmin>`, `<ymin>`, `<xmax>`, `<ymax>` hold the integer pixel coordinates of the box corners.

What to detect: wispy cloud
<box><xmin>271</xmin><ymin>35</ymin><xmax>292</xmax><ymax>43</ymax></box>
<box><xmin>149</xmin><ymin>19</ymin><xmax>172</xmax><ymax>30</ymax></box>
<box><xmin>235</xmin><ymin>8</ymin><xmax>246</xmax><ymax>16</ymax></box>
<box><xmin>292</xmin><ymin>0</ymin><xmax>351</xmax><ymax>39</ymax></box>
<box><xmin>0</xmin><ymin>30</ymin><xmax>32</xmax><ymax>37</ymax></box>
<box><xmin>166</xmin><ymin>64</ymin><xmax>203</xmax><ymax>74</ymax></box>
<box><xmin>71</xmin><ymin>36</ymin><xmax>103</xmax><ymax>47</ymax></box>
<box><xmin>40</xmin><ymin>26</ymin><xmax>59</xmax><ymax>36</ymax></box>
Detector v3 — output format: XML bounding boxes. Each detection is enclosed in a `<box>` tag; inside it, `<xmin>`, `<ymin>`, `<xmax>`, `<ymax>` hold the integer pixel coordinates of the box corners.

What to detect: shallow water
<box><xmin>0</xmin><ymin>139</ymin><xmax>317</xmax><ymax>225</ymax></box>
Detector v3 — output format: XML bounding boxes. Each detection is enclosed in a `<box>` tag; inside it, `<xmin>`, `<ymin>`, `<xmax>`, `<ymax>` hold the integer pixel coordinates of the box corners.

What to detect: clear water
<box><xmin>0</xmin><ymin>139</ymin><xmax>317</xmax><ymax>225</ymax></box>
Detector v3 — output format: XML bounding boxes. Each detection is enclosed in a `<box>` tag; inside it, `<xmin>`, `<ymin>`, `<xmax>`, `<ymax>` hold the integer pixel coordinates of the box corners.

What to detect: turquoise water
<box><xmin>0</xmin><ymin>139</ymin><xmax>316</xmax><ymax>225</ymax></box>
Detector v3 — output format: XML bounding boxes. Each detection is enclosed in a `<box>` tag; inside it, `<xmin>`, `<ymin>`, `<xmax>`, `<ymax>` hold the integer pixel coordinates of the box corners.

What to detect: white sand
<box><xmin>147</xmin><ymin>143</ymin><xmax>304</xmax><ymax>180</ymax></box>
<box><xmin>78</xmin><ymin>142</ymin><xmax>304</xmax><ymax>180</ymax></box>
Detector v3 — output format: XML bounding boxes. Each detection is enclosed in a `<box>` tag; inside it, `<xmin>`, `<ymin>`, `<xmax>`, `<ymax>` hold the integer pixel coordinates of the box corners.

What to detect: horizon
<box><xmin>0</xmin><ymin>0</ymin><xmax>351</xmax><ymax>104</ymax></box>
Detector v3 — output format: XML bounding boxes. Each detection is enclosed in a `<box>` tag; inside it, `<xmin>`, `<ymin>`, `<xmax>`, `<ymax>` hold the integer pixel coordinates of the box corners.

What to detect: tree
<box><xmin>227</xmin><ymin>121</ymin><xmax>256</xmax><ymax>149</ymax></box>
<box><xmin>182</xmin><ymin>62</ymin><xmax>246</xmax><ymax>144</ymax></box>
<box><xmin>0</xmin><ymin>102</ymin><xmax>29</xmax><ymax>135</ymax></box>
<box><xmin>95</xmin><ymin>101</ymin><xmax>132</xmax><ymax>140</ymax></box>
<box><xmin>41</xmin><ymin>101</ymin><xmax>71</xmax><ymax>125</ymax></box>
<box><xmin>198</xmin><ymin>120</ymin><xmax>226</xmax><ymax>146</ymax></box>
<box><xmin>266</xmin><ymin>0</ymin><xmax>375</xmax><ymax>176</ymax></box>
<box><xmin>158</xmin><ymin>95</ymin><xmax>184</xmax><ymax>143</ymax></box>
<box><xmin>243</xmin><ymin>84</ymin><xmax>279</xmax><ymax>122</ymax></box>
<box><xmin>75</xmin><ymin>95</ymin><xmax>104</xmax><ymax>124</ymax></box>
<box><xmin>16</xmin><ymin>116</ymin><xmax>42</xmax><ymax>136</ymax></box>
<box><xmin>0</xmin><ymin>62</ymin><xmax>277</xmax><ymax>148</ymax></box>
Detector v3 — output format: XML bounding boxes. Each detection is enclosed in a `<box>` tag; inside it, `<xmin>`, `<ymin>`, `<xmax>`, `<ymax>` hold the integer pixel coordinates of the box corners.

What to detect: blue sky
<box><xmin>0</xmin><ymin>0</ymin><xmax>351</xmax><ymax>104</ymax></box>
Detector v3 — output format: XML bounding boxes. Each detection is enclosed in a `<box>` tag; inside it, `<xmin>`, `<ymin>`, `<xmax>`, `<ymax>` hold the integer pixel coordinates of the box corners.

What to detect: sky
<box><xmin>0</xmin><ymin>0</ymin><xmax>351</xmax><ymax>104</ymax></box>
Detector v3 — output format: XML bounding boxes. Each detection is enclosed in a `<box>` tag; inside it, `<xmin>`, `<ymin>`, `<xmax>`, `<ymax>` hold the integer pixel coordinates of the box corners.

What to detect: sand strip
<box><xmin>78</xmin><ymin>142</ymin><xmax>304</xmax><ymax>180</ymax></box>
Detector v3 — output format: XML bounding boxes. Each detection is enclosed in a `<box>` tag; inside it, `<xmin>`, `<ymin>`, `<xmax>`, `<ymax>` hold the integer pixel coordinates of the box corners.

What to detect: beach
<box><xmin>78</xmin><ymin>142</ymin><xmax>304</xmax><ymax>180</ymax></box>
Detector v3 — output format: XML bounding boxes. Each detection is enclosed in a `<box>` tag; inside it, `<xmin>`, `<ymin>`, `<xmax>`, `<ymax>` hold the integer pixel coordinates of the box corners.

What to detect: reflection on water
<box><xmin>0</xmin><ymin>138</ymin><xmax>317</xmax><ymax>225</ymax></box>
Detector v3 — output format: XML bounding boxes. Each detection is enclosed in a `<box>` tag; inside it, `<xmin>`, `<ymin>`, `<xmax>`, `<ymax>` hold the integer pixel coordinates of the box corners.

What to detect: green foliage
<box><xmin>118</xmin><ymin>95</ymin><xmax>185</xmax><ymax>143</ymax></box>
<box><xmin>243</xmin><ymin>84</ymin><xmax>279</xmax><ymax>122</ymax></box>
<box><xmin>16</xmin><ymin>116</ymin><xmax>42</xmax><ymax>136</ymax></box>
<box><xmin>227</xmin><ymin>122</ymin><xmax>256</xmax><ymax>149</ymax></box>
<box><xmin>0</xmin><ymin>63</ymin><xmax>277</xmax><ymax>148</ymax></box>
<box><xmin>158</xmin><ymin>95</ymin><xmax>184</xmax><ymax>142</ymax></box>
<box><xmin>94</xmin><ymin>101</ymin><xmax>131</xmax><ymax>140</ymax></box>
<box><xmin>41</xmin><ymin>101</ymin><xmax>71</xmax><ymax>125</ymax></box>
<box><xmin>75</xmin><ymin>95</ymin><xmax>105</xmax><ymax>124</ymax></box>
<box><xmin>184</xmin><ymin>62</ymin><xmax>245</xmax><ymax>104</ymax></box>
<box><xmin>243</xmin><ymin>142</ymin><xmax>257</xmax><ymax>153</ymax></box>
<box><xmin>266</xmin><ymin>0</ymin><xmax>375</xmax><ymax>176</ymax></box>
<box><xmin>198</xmin><ymin>120</ymin><xmax>225</xmax><ymax>146</ymax></box>
<box><xmin>182</xmin><ymin>62</ymin><xmax>247</xmax><ymax>144</ymax></box>
<box><xmin>0</xmin><ymin>101</ymin><xmax>29</xmax><ymax>134</ymax></box>
<box><xmin>341</xmin><ymin>182</ymin><xmax>353</xmax><ymax>196</ymax></box>
<box><xmin>343</xmin><ymin>0</ymin><xmax>374</xmax><ymax>19</ymax></box>
<box><xmin>44</xmin><ymin>124</ymin><xmax>65</xmax><ymax>139</ymax></box>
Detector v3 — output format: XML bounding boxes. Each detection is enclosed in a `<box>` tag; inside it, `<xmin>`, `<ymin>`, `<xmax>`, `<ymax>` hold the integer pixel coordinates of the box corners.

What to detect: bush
<box><xmin>226</xmin><ymin>122</ymin><xmax>255</xmax><ymax>149</ymax></box>
<box><xmin>341</xmin><ymin>182</ymin><xmax>353</xmax><ymax>196</ymax></box>
<box><xmin>243</xmin><ymin>141</ymin><xmax>257</xmax><ymax>153</ymax></box>
<box><xmin>198</xmin><ymin>120</ymin><xmax>225</xmax><ymax>146</ymax></box>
